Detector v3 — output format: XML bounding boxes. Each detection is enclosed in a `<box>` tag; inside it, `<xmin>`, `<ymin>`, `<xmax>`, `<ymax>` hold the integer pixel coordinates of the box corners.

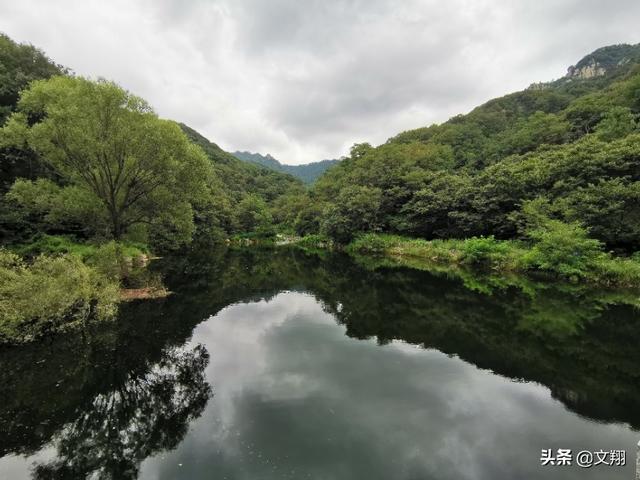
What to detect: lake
<box><xmin>1</xmin><ymin>247</ymin><xmax>639</xmax><ymax>479</ymax></box>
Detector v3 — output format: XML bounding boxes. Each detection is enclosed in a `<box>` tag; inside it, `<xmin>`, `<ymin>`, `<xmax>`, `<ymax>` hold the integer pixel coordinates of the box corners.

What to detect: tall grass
<box><xmin>11</xmin><ymin>234</ymin><xmax>148</xmax><ymax>260</ymax></box>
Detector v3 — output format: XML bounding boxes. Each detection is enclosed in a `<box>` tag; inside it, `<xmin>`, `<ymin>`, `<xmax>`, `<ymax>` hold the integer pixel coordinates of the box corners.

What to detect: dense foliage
<box><xmin>2</xmin><ymin>77</ymin><xmax>215</xmax><ymax>248</ymax></box>
<box><xmin>0</xmin><ymin>33</ymin><xmax>65</xmax><ymax>125</ymax></box>
<box><xmin>0</xmin><ymin>34</ymin><xmax>66</xmax><ymax>242</ymax></box>
<box><xmin>0</xmin><ymin>34</ymin><xmax>303</xmax><ymax>342</ymax></box>
<box><xmin>277</xmin><ymin>44</ymin><xmax>640</xmax><ymax>263</ymax></box>
<box><xmin>2</xmin><ymin>33</ymin><xmax>640</xmax><ymax>341</ymax></box>
<box><xmin>0</xmin><ymin>249</ymin><xmax>119</xmax><ymax>343</ymax></box>
<box><xmin>0</xmin><ymin>35</ymin><xmax>303</xmax><ymax>250</ymax></box>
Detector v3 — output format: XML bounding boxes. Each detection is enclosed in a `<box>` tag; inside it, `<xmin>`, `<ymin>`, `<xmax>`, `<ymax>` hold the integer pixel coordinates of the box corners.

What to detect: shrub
<box><xmin>523</xmin><ymin>219</ymin><xmax>604</xmax><ymax>278</ymax></box>
<box><xmin>459</xmin><ymin>236</ymin><xmax>511</xmax><ymax>265</ymax></box>
<box><xmin>590</xmin><ymin>256</ymin><xmax>640</xmax><ymax>286</ymax></box>
<box><xmin>12</xmin><ymin>234</ymin><xmax>97</xmax><ymax>259</ymax></box>
<box><xmin>0</xmin><ymin>249</ymin><xmax>119</xmax><ymax>344</ymax></box>
<box><xmin>348</xmin><ymin>233</ymin><xmax>391</xmax><ymax>254</ymax></box>
<box><xmin>85</xmin><ymin>241</ymin><xmax>127</xmax><ymax>281</ymax></box>
<box><xmin>12</xmin><ymin>235</ymin><xmax>149</xmax><ymax>280</ymax></box>
<box><xmin>85</xmin><ymin>241</ymin><xmax>159</xmax><ymax>288</ymax></box>
<box><xmin>295</xmin><ymin>234</ymin><xmax>333</xmax><ymax>251</ymax></box>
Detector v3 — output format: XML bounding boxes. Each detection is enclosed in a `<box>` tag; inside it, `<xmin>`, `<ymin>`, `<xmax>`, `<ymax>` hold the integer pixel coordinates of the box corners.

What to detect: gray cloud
<box><xmin>1</xmin><ymin>0</ymin><xmax>639</xmax><ymax>164</ymax></box>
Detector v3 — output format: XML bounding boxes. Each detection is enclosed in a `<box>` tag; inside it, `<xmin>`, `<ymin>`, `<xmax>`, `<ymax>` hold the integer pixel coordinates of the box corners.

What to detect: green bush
<box><xmin>11</xmin><ymin>235</ymin><xmax>149</xmax><ymax>280</ymax></box>
<box><xmin>85</xmin><ymin>241</ymin><xmax>160</xmax><ymax>288</ymax></box>
<box><xmin>590</xmin><ymin>256</ymin><xmax>640</xmax><ymax>286</ymax></box>
<box><xmin>85</xmin><ymin>241</ymin><xmax>128</xmax><ymax>281</ymax></box>
<box><xmin>459</xmin><ymin>236</ymin><xmax>511</xmax><ymax>265</ymax></box>
<box><xmin>523</xmin><ymin>219</ymin><xmax>604</xmax><ymax>278</ymax></box>
<box><xmin>340</xmin><ymin>232</ymin><xmax>640</xmax><ymax>287</ymax></box>
<box><xmin>295</xmin><ymin>234</ymin><xmax>333</xmax><ymax>250</ymax></box>
<box><xmin>348</xmin><ymin>233</ymin><xmax>391</xmax><ymax>254</ymax></box>
<box><xmin>12</xmin><ymin>234</ymin><xmax>97</xmax><ymax>259</ymax></box>
<box><xmin>0</xmin><ymin>250</ymin><xmax>119</xmax><ymax>344</ymax></box>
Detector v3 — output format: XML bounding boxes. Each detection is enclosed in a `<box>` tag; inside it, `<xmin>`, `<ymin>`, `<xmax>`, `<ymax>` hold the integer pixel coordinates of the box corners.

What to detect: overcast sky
<box><xmin>1</xmin><ymin>1</ymin><xmax>639</xmax><ymax>164</ymax></box>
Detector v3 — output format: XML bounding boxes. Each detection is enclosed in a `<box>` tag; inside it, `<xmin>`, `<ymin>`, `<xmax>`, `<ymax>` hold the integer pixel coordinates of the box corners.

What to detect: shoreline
<box><xmin>287</xmin><ymin>233</ymin><xmax>640</xmax><ymax>290</ymax></box>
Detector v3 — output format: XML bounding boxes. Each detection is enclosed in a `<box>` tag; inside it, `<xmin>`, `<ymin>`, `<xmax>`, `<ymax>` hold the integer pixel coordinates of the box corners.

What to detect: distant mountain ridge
<box><xmin>232</xmin><ymin>151</ymin><xmax>340</xmax><ymax>184</ymax></box>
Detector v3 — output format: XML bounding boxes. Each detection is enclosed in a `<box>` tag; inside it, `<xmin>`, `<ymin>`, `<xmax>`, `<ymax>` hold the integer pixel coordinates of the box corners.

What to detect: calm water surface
<box><xmin>1</xmin><ymin>248</ymin><xmax>639</xmax><ymax>479</ymax></box>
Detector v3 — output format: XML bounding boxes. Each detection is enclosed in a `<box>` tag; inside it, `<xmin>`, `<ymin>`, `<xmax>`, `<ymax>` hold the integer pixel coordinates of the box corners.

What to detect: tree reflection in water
<box><xmin>2</xmin><ymin>246</ymin><xmax>640</xmax><ymax>479</ymax></box>
<box><xmin>32</xmin><ymin>344</ymin><xmax>211</xmax><ymax>480</ymax></box>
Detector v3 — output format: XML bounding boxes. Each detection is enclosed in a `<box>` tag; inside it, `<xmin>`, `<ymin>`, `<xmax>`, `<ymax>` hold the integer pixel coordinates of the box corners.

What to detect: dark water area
<box><xmin>1</xmin><ymin>247</ymin><xmax>639</xmax><ymax>479</ymax></box>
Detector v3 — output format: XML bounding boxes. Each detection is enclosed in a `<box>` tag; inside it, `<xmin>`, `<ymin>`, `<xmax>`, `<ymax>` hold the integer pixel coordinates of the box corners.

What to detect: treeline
<box><xmin>274</xmin><ymin>45</ymin><xmax>640</xmax><ymax>259</ymax></box>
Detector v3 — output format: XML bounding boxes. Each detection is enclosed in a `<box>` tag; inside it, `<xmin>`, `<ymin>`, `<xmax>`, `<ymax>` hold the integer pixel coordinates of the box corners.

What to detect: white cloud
<box><xmin>1</xmin><ymin>0</ymin><xmax>639</xmax><ymax>164</ymax></box>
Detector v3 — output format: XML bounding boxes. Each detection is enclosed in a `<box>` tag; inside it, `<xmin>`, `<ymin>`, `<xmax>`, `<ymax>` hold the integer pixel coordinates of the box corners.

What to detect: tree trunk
<box><xmin>110</xmin><ymin>209</ymin><xmax>122</xmax><ymax>240</ymax></box>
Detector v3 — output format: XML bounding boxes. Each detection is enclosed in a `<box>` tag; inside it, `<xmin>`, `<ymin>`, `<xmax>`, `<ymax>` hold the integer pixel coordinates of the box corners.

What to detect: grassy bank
<box><xmin>287</xmin><ymin>231</ymin><xmax>640</xmax><ymax>288</ymax></box>
<box><xmin>345</xmin><ymin>233</ymin><xmax>640</xmax><ymax>288</ymax></box>
<box><xmin>0</xmin><ymin>236</ymin><xmax>162</xmax><ymax>345</ymax></box>
<box><xmin>10</xmin><ymin>234</ymin><xmax>149</xmax><ymax>261</ymax></box>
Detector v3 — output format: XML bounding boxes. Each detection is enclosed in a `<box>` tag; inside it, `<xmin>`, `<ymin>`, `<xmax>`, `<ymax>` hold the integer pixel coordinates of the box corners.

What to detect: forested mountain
<box><xmin>2</xmin><ymin>31</ymin><xmax>640</xmax><ymax>344</ymax></box>
<box><xmin>180</xmin><ymin>125</ymin><xmax>303</xmax><ymax>203</ymax></box>
<box><xmin>2</xmin><ymin>31</ymin><xmax>640</xmax><ymax>264</ymax></box>
<box><xmin>232</xmin><ymin>151</ymin><xmax>340</xmax><ymax>184</ymax></box>
<box><xmin>0</xmin><ymin>34</ymin><xmax>303</xmax><ymax>247</ymax></box>
<box><xmin>276</xmin><ymin>43</ymin><xmax>640</xmax><ymax>254</ymax></box>
<box><xmin>232</xmin><ymin>151</ymin><xmax>281</xmax><ymax>170</ymax></box>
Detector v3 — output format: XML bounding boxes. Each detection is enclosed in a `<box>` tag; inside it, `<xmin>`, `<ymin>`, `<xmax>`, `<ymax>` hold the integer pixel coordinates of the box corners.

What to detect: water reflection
<box><xmin>158</xmin><ymin>247</ymin><xmax>640</xmax><ymax>429</ymax></box>
<box><xmin>140</xmin><ymin>292</ymin><xmax>637</xmax><ymax>480</ymax></box>
<box><xmin>32</xmin><ymin>344</ymin><xmax>211</xmax><ymax>479</ymax></box>
<box><xmin>0</xmin><ymin>246</ymin><xmax>639</xmax><ymax>479</ymax></box>
<box><xmin>0</xmin><ymin>304</ymin><xmax>212</xmax><ymax>479</ymax></box>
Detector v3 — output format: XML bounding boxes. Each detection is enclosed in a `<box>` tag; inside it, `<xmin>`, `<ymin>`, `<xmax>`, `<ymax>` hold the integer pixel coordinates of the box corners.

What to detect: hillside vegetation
<box><xmin>0</xmin><ymin>33</ymin><xmax>302</xmax><ymax>342</ymax></box>
<box><xmin>2</xmin><ymin>32</ymin><xmax>640</xmax><ymax>342</ymax></box>
<box><xmin>279</xmin><ymin>43</ymin><xmax>640</xmax><ymax>284</ymax></box>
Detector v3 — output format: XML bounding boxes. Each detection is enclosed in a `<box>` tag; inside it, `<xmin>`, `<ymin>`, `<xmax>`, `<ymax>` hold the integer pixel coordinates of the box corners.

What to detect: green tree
<box><xmin>492</xmin><ymin>111</ymin><xmax>569</xmax><ymax>158</ymax></box>
<box><xmin>321</xmin><ymin>186</ymin><xmax>383</xmax><ymax>243</ymax></box>
<box><xmin>563</xmin><ymin>93</ymin><xmax>609</xmax><ymax>136</ymax></box>
<box><xmin>236</xmin><ymin>194</ymin><xmax>274</xmax><ymax>234</ymax></box>
<box><xmin>7</xmin><ymin>178</ymin><xmax>107</xmax><ymax>235</ymax></box>
<box><xmin>0</xmin><ymin>34</ymin><xmax>67</xmax><ymax>242</ymax></box>
<box><xmin>1</xmin><ymin>76</ymin><xmax>212</xmax><ymax>246</ymax></box>
<box><xmin>559</xmin><ymin>178</ymin><xmax>640</xmax><ymax>249</ymax></box>
<box><xmin>595</xmin><ymin>106</ymin><xmax>637</xmax><ymax>141</ymax></box>
<box><xmin>400</xmin><ymin>172</ymin><xmax>475</xmax><ymax>238</ymax></box>
<box><xmin>294</xmin><ymin>202</ymin><xmax>323</xmax><ymax>236</ymax></box>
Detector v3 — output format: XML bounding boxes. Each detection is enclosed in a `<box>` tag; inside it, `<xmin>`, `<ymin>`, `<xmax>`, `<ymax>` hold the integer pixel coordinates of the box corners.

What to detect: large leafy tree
<box><xmin>1</xmin><ymin>76</ymin><xmax>213</xmax><ymax>245</ymax></box>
